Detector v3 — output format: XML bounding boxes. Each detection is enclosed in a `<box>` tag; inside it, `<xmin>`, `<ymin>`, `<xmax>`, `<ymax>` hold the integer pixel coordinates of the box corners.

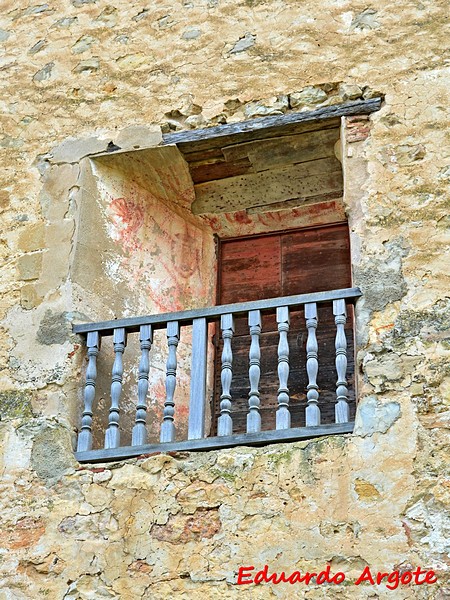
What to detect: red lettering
<box><xmin>333</xmin><ymin>572</ymin><xmax>346</xmax><ymax>584</ymax></box>
<box><xmin>288</xmin><ymin>571</ymin><xmax>303</xmax><ymax>584</ymax></box>
<box><xmin>386</xmin><ymin>571</ymin><xmax>400</xmax><ymax>590</ymax></box>
<box><xmin>376</xmin><ymin>572</ymin><xmax>390</xmax><ymax>583</ymax></box>
<box><xmin>304</xmin><ymin>572</ymin><xmax>317</xmax><ymax>584</ymax></box>
<box><xmin>425</xmin><ymin>571</ymin><xmax>437</xmax><ymax>584</ymax></box>
<box><xmin>413</xmin><ymin>566</ymin><xmax>429</xmax><ymax>585</ymax></box>
<box><xmin>254</xmin><ymin>565</ymin><xmax>268</xmax><ymax>585</ymax></box>
<box><xmin>355</xmin><ymin>566</ymin><xmax>375</xmax><ymax>586</ymax></box>
<box><xmin>400</xmin><ymin>572</ymin><xmax>412</xmax><ymax>584</ymax></box>
<box><xmin>316</xmin><ymin>565</ymin><xmax>332</xmax><ymax>584</ymax></box>
<box><xmin>237</xmin><ymin>566</ymin><xmax>254</xmax><ymax>585</ymax></box>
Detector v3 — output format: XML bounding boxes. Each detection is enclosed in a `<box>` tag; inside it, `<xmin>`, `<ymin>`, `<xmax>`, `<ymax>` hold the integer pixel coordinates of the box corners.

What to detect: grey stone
<box><xmin>353</xmin><ymin>396</ymin><xmax>401</xmax><ymax>436</ymax></box>
<box><xmin>351</xmin><ymin>9</ymin><xmax>380</xmax><ymax>31</ymax></box>
<box><xmin>182</xmin><ymin>27</ymin><xmax>202</xmax><ymax>40</ymax></box>
<box><xmin>158</xmin><ymin>15</ymin><xmax>174</xmax><ymax>29</ymax></box>
<box><xmin>52</xmin><ymin>16</ymin><xmax>77</xmax><ymax>28</ymax></box>
<box><xmin>13</xmin><ymin>4</ymin><xmax>51</xmax><ymax>19</ymax></box>
<box><xmin>72</xmin><ymin>0</ymin><xmax>97</xmax><ymax>5</ymax></box>
<box><xmin>185</xmin><ymin>114</ymin><xmax>207</xmax><ymax>128</ymax></box>
<box><xmin>0</xmin><ymin>390</ymin><xmax>34</xmax><ymax>420</ymax></box>
<box><xmin>95</xmin><ymin>7</ymin><xmax>117</xmax><ymax>27</ymax></box>
<box><xmin>28</xmin><ymin>39</ymin><xmax>46</xmax><ymax>55</ymax></box>
<box><xmin>353</xmin><ymin>243</ymin><xmax>408</xmax><ymax>312</ymax></box>
<box><xmin>438</xmin><ymin>165</ymin><xmax>450</xmax><ymax>180</ymax></box>
<box><xmin>290</xmin><ymin>86</ymin><xmax>327</xmax><ymax>107</ymax></box>
<box><xmin>33</xmin><ymin>62</ymin><xmax>54</xmax><ymax>82</ymax></box>
<box><xmin>230</xmin><ymin>33</ymin><xmax>256</xmax><ymax>54</ymax></box>
<box><xmin>115</xmin><ymin>35</ymin><xmax>129</xmax><ymax>44</ymax></box>
<box><xmin>133</xmin><ymin>9</ymin><xmax>149</xmax><ymax>22</ymax></box>
<box><xmin>362</xmin><ymin>86</ymin><xmax>383</xmax><ymax>99</ymax></box>
<box><xmin>36</xmin><ymin>310</ymin><xmax>71</xmax><ymax>345</ymax></box>
<box><xmin>72</xmin><ymin>35</ymin><xmax>96</xmax><ymax>54</ymax></box>
<box><xmin>394</xmin><ymin>144</ymin><xmax>426</xmax><ymax>165</ymax></box>
<box><xmin>114</xmin><ymin>125</ymin><xmax>163</xmax><ymax>150</ymax></box>
<box><xmin>338</xmin><ymin>83</ymin><xmax>363</xmax><ymax>101</ymax></box>
<box><xmin>364</xmin><ymin>352</ymin><xmax>403</xmax><ymax>382</ymax></box>
<box><xmin>244</xmin><ymin>95</ymin><xmax>289</xmax><ymax>118</ymax></box>
<box><xmin>50</xmin><ymin>137</ymin><xmax>108</xmax><ymax>163</ymax></box>
<box><xmin>0</xmin><ymin>29</ymin><xmax>10</xmax><ymax>42</ymax></box>
<box><xmin>30</xmin><ymin>422</ymin><xmax>77</xmax><ymax>483</ymax></box>
<box><xmin>0</xmin><ymin>135</ymin><xmax>24</xmax><ymax>149</ymax></box>
<box><xmin>73</xmin><ymin>58</ymin><xmax>99</xmax><ymax>73</ymax></box>
<box><xmin>164</xmin><ymin>119</ymin><xmax>184</xmax><ymax>131</ymax></box>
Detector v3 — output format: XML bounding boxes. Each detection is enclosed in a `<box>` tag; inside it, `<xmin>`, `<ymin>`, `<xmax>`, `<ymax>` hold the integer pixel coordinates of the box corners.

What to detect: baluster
<box><xmin>160</xmin><ymin>322</ymin><xmax>179</xmax><ymax>443</ymax></box>
<box><xmin>247</xmin><ymin>310</ymin><xmax>262</xmax><ymax>433</ymax></box>
<box><xmin>105</xmin><ymin>328</ymin><xmax>127</xmax><ymax>449</ymax></box>
<box><xmin>77</xmin><ymin>331</ymin><xmax>100</xmax><ymax>452</ymax></box>
<box><xmin>305</xmin><ymin>303</ymin><xmax>320</xmax><ymax>426</ymax></box>
<box><xmin>218</xmin><ymin>313</ymin><xmax>234</xmax><ymax>436</ymax></box>
<box><xmin>333</xmin><ymin>299</ymin><xmax>349</xmax><ymax>423</ymax></box>
<box><xmin>188</xmin><ymin>318</ymin><xmax>208</xmax><ymax>440</ymax></box>
<box><xmin>132</xmin><ymin>325</ymin><xmax>152</xmax><ymax>446</ymax></box>
<box><xmin>276</xmin><ymin>307</ymin><xmax>291</xmax><ymax>430</ymax></box>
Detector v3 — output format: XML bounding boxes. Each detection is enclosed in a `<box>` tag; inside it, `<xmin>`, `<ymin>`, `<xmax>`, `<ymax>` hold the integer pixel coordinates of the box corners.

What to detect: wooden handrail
<box><xmin>73</xmin><ymin>287</ymin><xmax>362</xmax><ymax>336</ymax></box>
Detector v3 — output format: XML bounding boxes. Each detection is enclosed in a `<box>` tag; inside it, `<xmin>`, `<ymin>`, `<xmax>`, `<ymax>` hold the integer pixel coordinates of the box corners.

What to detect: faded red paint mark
<box><xmin>110</xmin><ymin>197</ymin><xmax>145</xmax><ymax>252</ymax></box>
<box><xmin>375</xmin><ymin>323</ymin><xmax>395</xmax><ymax>334</ymax></box>
<box><xmin>232</xmin><ymin>210</ymin><xmax>252</xmax><ymax>224</ymax></box>
<box><xmin>67</xmin><ymin>344</ymin><xmax>80</xmax><ymax>359</ymax></box>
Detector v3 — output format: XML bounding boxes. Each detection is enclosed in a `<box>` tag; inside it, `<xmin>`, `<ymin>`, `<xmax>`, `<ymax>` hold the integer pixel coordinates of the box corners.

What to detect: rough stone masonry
<box><xmin>0</xmin><ymin>0</ymin><xmax>449</xmax><ymax>598</ymax></box>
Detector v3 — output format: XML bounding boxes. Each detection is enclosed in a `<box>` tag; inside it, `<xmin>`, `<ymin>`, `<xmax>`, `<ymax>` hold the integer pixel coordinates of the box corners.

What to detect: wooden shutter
<box><xmin>212</xmin><ymin>222</ymin><xmax>355</xmax><ymax>434</ymax></box>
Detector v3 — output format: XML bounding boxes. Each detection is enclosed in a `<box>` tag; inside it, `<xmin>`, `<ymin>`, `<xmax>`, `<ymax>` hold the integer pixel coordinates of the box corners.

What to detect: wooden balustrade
<box><xmin>73</xmin><ymin>287</ymin><xmax>361</xmax><ymax>463</ymax></box>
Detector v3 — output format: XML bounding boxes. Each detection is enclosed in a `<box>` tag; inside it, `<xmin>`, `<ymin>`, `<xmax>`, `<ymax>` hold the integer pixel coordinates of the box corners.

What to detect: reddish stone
<box><xmin>5</xmin><ymin>517</ymin><xmax>45</xmax><ymax>549</ymax></box>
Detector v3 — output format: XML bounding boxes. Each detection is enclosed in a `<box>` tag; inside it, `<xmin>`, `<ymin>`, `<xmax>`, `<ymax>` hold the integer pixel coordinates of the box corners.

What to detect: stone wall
<box><xmin>0</xmin><ymin>0</ymin><xmax>449</xmax><ymax>598</ymax></box>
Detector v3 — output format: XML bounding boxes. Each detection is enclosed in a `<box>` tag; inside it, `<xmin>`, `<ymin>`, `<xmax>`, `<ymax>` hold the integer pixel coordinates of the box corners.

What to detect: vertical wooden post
<box><xmin>132</xmin><ymin>325</ymin><xmax>152</xmax><ymax>446</ymax></box>
<box><xmin>77</xmin><ymin>331</ymin><xmax>100</xmax><ymax>452</ymax></box>
<box><xmin>188</xmin><ymin>318</ymin><xmax>208</xmax><ymax>440</ymax></box>
<box><xmin>160</xmin><ymin>321</ymin><xmax>179</xmax><ymax>443</ymax></box>
<box><xmin>333</xmin><ymin>299</ymin><xmax>349</xmax><ymax>423</ymax></box>
<box><xmin>218</xmin><ymin>313</ymin><xmax>234</xmax><ymax>436</ymax></box>
<box><xmin>276</xmin><ymin>306</ymin><xmax>291</xmax><ymax>430</ymax></box>
<box><xmin>105</xmin><ymin>328</ymin><xmax>127</xmax><ymax>449</ymax></box>
<box><xmin>247</xmin><ymin>310</ymin><xmax>262</xmax><ymax>433</ymax></box>
<box><xmin>305</xmin><ymin>302</ymin><xmax>320</xmax><ymax>426</ymax></box>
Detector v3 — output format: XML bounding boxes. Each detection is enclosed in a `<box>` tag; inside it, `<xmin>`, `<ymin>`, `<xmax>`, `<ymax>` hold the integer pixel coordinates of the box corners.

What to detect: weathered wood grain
<box><xmin>164</xmin><ymin>98</ymin><xmax>381</xmax><ymax>152</ymax></box>
<box><xmin>192</xmin><ymin>158</ymin><xmax>343</xmax><ymax>214</ymax></box>
<box><xmin>190</xmin><ymin>157</ymin><xmax>254</xmax><ymax>184</ymax></box>
<box><xmin>221</xmin><ymin>128</ymin><xmax>339</xmax><ymax>171</ymax></box>
<box><xmin>73</xmin><ymin>287</ymin><xmax>362</xmax><ymax>335</ymax></box>
<box><xmin>75</xmin><ymin>422</ymin><xmax>355</xmax><ymax>463</ymax></box>
<box><xmin>188</xmin><ymin>318</ymin><xmax>208</xmax><ymax>440</ymax></box>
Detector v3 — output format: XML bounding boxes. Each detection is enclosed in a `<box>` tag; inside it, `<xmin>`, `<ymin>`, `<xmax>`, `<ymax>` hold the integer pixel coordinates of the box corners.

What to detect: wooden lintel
<box><xmin>164</xmin><ymin>98</ymin><xmax>382</xmax><ymax>151</ymax></box>
<box><xmin>75</xmin><ymin>422</ymin><xmax>355</xmax><ymax>463</ymax></box>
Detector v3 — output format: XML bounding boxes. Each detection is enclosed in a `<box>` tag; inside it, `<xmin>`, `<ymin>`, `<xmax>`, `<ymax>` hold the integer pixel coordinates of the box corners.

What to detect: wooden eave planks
<box><xmin>191</xmin><ymin>156</ymin><xmax>343</xmax><ymax>214</ymax></box>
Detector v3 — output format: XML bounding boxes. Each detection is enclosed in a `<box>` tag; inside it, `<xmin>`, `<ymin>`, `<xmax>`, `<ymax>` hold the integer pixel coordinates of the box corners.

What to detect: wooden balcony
<box><xmin>73</xmin><ymin>287</ymin><xmax>361</xmax><ymax>463</ymax></box>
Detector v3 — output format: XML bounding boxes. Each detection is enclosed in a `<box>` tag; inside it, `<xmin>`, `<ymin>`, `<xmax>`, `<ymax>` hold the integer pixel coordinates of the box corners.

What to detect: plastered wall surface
<box><xmin>0</xmin><ymin>0</ymin><xmax>449</xmax><ymax>598</ymax></box>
